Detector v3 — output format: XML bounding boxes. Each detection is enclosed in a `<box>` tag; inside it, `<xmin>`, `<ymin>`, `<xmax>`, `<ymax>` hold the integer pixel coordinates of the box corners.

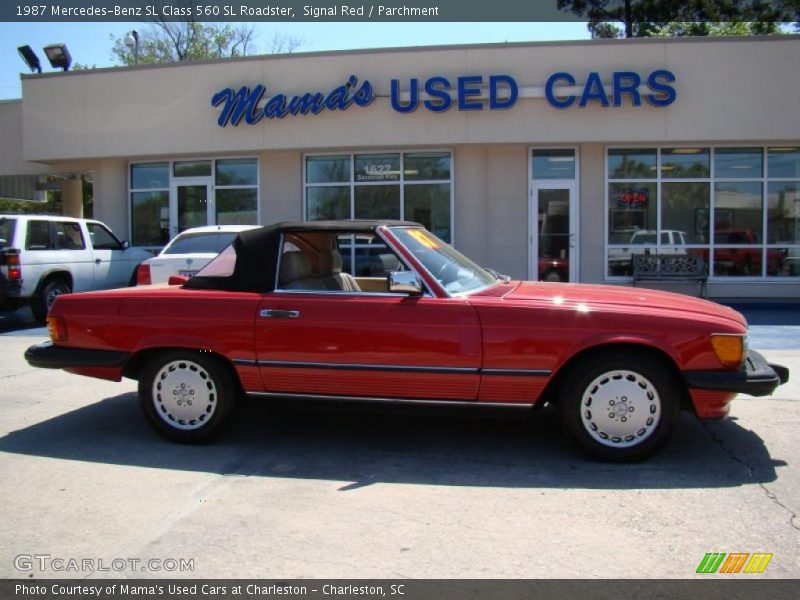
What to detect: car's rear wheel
<box><xmin>138</xmin><ymin>351</ymin><xmax>236</xmax><ymax>442</ymax></box>
<box><xmin>31</xmin><ymin>277</ymin><xmax>71</xmax><ymax>324</ymax></box>
<box><xmin>558</xmin><ymin>351</ymin><xmax>681</xmax><ymax>461</ymax></box>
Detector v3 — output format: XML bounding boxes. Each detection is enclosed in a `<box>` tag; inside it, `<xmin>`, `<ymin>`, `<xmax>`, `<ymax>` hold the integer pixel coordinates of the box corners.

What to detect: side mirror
<box><xmin>388</xmin><ymin>270</ymin><xmax>423</xmax><ymax>295</ymax></box>
<box><xmin>122</xmin><ymin>240</ymin><xmax>130</xmax><ymax>250</ymax></box>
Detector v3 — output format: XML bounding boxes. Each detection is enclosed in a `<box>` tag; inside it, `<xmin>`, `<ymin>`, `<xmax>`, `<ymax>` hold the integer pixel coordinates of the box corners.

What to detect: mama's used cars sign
<box><xmin>211</xmin><ymin>70</ymin><xmax>676</xmax><ymax>127</ymax></box>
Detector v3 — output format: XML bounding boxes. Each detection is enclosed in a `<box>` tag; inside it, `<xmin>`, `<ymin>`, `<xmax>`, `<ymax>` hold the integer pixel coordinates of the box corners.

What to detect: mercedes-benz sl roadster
<box><xmin>25</xmin><ymin>220</ymin><xmax>788</xmax><ymax>461</ymax></box>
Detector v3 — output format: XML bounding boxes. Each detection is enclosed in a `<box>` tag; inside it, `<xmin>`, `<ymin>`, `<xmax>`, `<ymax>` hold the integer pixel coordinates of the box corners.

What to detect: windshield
<box><xmin>0</xmin><ymin>218</ymin><xmax>15</xmax><ymax>248</ymax></box>
<box><xmin>390</xmin><ymin>227</ymin><xmax>497</xmax><ymax>295</ymax></box>
<box><xmin>163</xmin><ymin>232</ymin><xmax>238</xmax><ymax>255</ymax></box>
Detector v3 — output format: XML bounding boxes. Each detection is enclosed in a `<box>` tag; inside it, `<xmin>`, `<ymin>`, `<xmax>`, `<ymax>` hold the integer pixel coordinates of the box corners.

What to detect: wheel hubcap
<box><xmin>152</xmin><ymin>360</ymin><xmax>217</xmax><ymax>430</ymax></box>
<box><xmin>580</xmin><ymin>369</ymin><xmax>661</xmax><ymax>448</ymax></box>
<box><xmin>46</xmin><ymin>287</ymin><xmax>65</xmax><ymax>310</ymax></box>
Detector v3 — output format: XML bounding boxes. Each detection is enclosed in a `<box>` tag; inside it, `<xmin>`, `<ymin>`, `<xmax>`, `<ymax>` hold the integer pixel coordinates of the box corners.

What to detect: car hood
<box><xmin>498</xmin><ymin>281</ymin><xmax>746</xmax><ymax>329</ymax></box>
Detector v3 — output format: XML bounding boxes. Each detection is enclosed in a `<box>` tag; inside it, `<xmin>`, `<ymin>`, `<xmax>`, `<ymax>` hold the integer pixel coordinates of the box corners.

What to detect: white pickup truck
<box><xmin>0</xmin><ymin>215</ymin><xmax>152</xmax><ymax>323</ymax></box>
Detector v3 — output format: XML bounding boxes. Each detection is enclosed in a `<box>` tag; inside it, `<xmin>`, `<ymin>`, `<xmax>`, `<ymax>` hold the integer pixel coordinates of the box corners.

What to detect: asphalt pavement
<box><xmin>0</xmin><ymin>302</ymin><xmax>798</xmax><ymax>579</ymax></box>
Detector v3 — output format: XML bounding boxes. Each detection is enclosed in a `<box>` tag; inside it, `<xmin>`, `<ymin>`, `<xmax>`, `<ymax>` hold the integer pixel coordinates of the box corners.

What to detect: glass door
<box><xmin>531</xmin><ymin>182</ymin><xmax>578</xmax><ymax>282</ymax></box>
<box><xmin>170</xmin><ymin>178</ymin><xmax>213</xmax><ymax>238</ymax></box>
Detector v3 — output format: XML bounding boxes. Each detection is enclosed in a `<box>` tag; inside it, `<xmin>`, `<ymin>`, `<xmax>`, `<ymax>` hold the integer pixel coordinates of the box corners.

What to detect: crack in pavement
<box><xmin>701</xmin><ymin>422</ymin><xmax>799</xmax><ymax>533</ymax></box>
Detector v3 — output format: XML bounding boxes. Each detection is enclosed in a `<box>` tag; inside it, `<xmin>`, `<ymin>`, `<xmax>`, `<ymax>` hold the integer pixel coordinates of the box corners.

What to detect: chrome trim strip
<box><xmin>482</xmin><ymin>368</ymin><xmax>552</xmax><ymax>377</ymax></box>
<box><xmin>232</xmin><ymin>359</ymin><xmax>258</xmax><ymax>366</ymax></box>
<box><xmin>232</xmin><ymin>359</ymin><xmax>552</xmax><ymax>377</ymax></box>
<box><xmin>247</xmin><ymin>391</ymin><xmax>534</xmax><ymax>410</ymax></box>
<box><xmin>256</xmin><ymin>360</ymin><xmax>478</xmax><ymax>374</ymax></box>
<box><xmin>272</xmin><ymin>289</ymin><xmax>416</xmax><ymax>298</ymax></box>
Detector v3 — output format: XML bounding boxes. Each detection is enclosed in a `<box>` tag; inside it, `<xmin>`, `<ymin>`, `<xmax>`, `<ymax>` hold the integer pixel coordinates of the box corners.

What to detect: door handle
<box><xmin>95</xmin><ymin>258</ymin><xmax>101</xmax><ymax>264</ymax></box>
<box><xmin>260</xmin><ymin>309</ymin><xmax>299</xmax><ymax>319</ymax></box>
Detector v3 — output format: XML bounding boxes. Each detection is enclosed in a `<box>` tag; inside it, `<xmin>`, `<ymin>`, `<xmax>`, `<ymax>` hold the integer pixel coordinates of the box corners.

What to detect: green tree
<box><xmin>111</xmin><ymin>21</ymin><xmax>303</xmax><ymax>66</ymax></box>
<box><xmin>557</xmin><ymin>0</ymin><xmax>793</xmax><ymax>38</ymax></box>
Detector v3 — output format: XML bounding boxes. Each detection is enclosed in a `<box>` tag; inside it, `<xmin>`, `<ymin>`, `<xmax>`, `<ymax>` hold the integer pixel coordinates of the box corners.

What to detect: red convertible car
<box><xmin>25</xmin><ymin>220</ymin><xmax>788</xmax><ymax>461</ymax></box>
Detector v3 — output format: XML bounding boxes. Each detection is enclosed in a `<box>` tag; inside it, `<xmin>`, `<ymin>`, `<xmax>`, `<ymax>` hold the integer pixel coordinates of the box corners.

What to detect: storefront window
<box><xmin>306</xmin><ymin>156</ymin><xmax>350</xmax><ymax>183</ymax></box>
<box><xmin>608</xmin><ymin>148</ymin><xmax>657</xmax><ymax>179</ymax></box>
<box><xmin>174</xmin><ymin>161</ymin><xmax>211</xmax><ymax>177</ymax></box>
<box><xmin>662</xmin><ymin>182</ymin><xmax>710</xmax><ymax>244</ymax></box>
<box><xmin>131</xmin><ymin>191</ymin><xmax>169</xmax><ymax>246</ymax></box>
<box><xmin>767</xmin><ymin>182</ymin><xmax>800</xmax><ymax>244</ymax></box>
<box><xmin>661</xmin><ymin>148</ymin><xmax>709</xmax><ymax>178</ymax></box>
<box><xmin>307</xmin><ymin>187</ymin><xmax>350</xmax><ymax>221</ymax></box>
<box><xmin>606</xmin><ymin>146</ymin><xmax>800</xmax><ymax>280</ymax></box>
<box><xmin>130</xmin><ymin>158</ymin><xmax>258</xmax><ymax>247</ymax></box>
<box><xmin>305</xmin><ymin>151</ymin><xmax>453</xmax><ymax>273</ymax></box>
<box><xmin>354</xmin><ymin>185</ymin><xmax>401</xmax><ymax>220</ymax></box>
<box><xmin>532</xmin><ymin>149</ymin><xmax>576</xmax><ymax>179</ymax></box>
<box><xmin>768</xmin><ymin>147</ymin><xmax>800</xmax><ymax>179</ymax></box>
<box><xmin>216</xmin><ymin>189</ymin><xmax>257</xmax><ymax>225</ymax></box>
<box><xmin>715</xmin><ymin>148</ymin><xmax>762</xmax><ymax>179</ymax></box>
<box><xmin>131</xmin><ymin>163</ymin><xmax>169</xmax><ymax>189</ymax></box>
<box><xmin>216</xmin><ymin>158</ymin><xmax>258</xmax><ymax>186</ymax></box>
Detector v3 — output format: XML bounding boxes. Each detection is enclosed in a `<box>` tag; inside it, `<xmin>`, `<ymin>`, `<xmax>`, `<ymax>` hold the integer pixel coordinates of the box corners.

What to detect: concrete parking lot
<box><xmin>0</xmin><ymin>305</ymin><xmax>798</xmax><ymax>579</ymax></box>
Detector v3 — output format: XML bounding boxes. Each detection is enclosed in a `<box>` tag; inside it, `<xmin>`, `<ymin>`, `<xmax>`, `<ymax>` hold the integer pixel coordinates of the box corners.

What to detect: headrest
<box><xmin>279</xmin><ymin>251</ymin><xmax>312</xmax><ymax>284</ymax></box>
<box><xmin>318</xmin><ymin>249</ymin><xmax>344</xmax><ymax>275</ymax></box>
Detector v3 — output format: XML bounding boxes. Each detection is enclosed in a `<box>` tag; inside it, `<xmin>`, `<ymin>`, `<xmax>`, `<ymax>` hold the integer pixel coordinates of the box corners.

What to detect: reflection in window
<box><xmin>606</xmin><ymin>146</ymin><xmax>800</xmax><ymax>280</ymax></box>
<box><xmin>131</xmin><ymin>191</ymin><xmax>169</xmax><ymax>246</ymax></box>
<box><xmin>306</xmin><ymin>156</ymin><xmax>350</xmax><ymax>183</ymax></box>
<box><xmin>662</xmin><ymin>182</ymin><xmax>710</xmax><ymax>244</ymax></box>
<box><xmin>713</xmin><ymin>248</ymin><xmax>763</xmax><ymax>277</ymax></box>
<box><xmin>174</xmin><ymin>161</ymin><xmax>211</xmax><ymax>177</ymax></box>
<box><xmin>533</xmin><ymin>149</ymin><xmax>575</xmax><ymax>179</ymax></box>
<box><xmin>714</xmin><ymin>182</ymin><xmax>762</xmax><ymax>244</ymax></box>
<box><xmin>768</xmin><ymin>147</ymin><xmax>800</xmax><ymax>179</ymax></box>
<box><xmin>305</xmin><ymin>152</ymin><xmax>453</xmax><ymax>247</ymax></box>
<box><xmin>608</xmin><ymin>148</ymin><xmax>657</xmax><ymax>179</ymax></box>
<box><xmin>216</xmin><ymin>189</ymin><xmax>257</xmax><ymax>225</ymax></box>
<box><xmin>607</xmin><ymin>183</ymin><xmax>657</xmax><ymax>245</ymax></box>
<box><xmin>131</xmin><ymin>163</ymin><xmax>169</xmax><ymax>189</ymax></box>
<box><xmin>307</xmin><ymin>187</ymin><xmax>350</xmax><ymax>220</ymax></box>
<box><xmin>661</xmin><ymin>148</ymin><xmax>709</xmax><ymax>178</ymax></box>
<box><xmin>355</xmin><ymin>185</ymin><xmax>400</xmax><ymax>220</ymax></box>
<box><xmin>216</xmin><ymin>159</ymin><xmax>257</xmax><ymax>186</ymax></box>
<box><xmin>767</xmin><ymin>182</ymin><xmax>800</xmax><ymax>244</ymax></box>
<box><xmin>715</xmin><ymin>148</ymin><xmax>762</xmax><ymax>179</ymax></box>
<box><xmin>404</xmin><ymin>152</ymin><xmax>451</xmax><ymax>180</ymax></box>
<box><xmin>405</xmin><ymin>184</ymin><xmax>451</xmax><ymax>242</ymax></box>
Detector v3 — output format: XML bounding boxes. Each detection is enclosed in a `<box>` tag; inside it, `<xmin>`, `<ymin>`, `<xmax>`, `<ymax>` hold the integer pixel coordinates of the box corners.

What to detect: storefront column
<box><xmin>60</xmin><ymin>176</ymin><xmax>83</xmax><ymax>218</ymax></box>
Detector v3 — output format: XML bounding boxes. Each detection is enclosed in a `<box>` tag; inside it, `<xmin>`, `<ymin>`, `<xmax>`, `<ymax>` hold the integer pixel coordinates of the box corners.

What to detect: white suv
<box><xmin>0</xmin><ymin>215</ymin><xmax>152</xmax><ymax>323</ymax></box>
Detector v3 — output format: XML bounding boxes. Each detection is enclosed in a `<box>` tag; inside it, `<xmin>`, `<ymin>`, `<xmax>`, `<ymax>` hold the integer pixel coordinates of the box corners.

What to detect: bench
<box><xmin>632</xmin><ymin>253</ymin><xmax>708</xmax><ymax>298</ymax></box>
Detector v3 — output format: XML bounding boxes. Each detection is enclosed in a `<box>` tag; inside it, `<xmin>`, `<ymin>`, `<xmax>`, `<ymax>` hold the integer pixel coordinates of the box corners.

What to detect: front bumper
<box><xmin>25</xmin><ymin>341</ymin><xmax>129</xmax><ymax>370</ymax></box>
<box><xmin>683</xmin><ymin>350</ymin><xmax>789</xmax><ymax>397</ymax></box>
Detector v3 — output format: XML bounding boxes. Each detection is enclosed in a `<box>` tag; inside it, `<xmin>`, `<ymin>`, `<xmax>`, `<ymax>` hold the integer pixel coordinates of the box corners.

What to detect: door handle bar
<box><xmin>260</xmin><ymin>309</ymin><xmax>300</xmax><ymax>319</ymax></box>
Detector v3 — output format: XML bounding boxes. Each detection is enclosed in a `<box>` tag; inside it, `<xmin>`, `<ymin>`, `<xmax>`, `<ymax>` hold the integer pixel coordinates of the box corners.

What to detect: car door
<box><xmin>256</xmin><ymin>293</ymin><xmax>481</xmax><ymax>400</ymax></box>
<box><xmin>85</xmin><ymin>222</ymin><xmax>131</xmax><ymax>289</ymax></box>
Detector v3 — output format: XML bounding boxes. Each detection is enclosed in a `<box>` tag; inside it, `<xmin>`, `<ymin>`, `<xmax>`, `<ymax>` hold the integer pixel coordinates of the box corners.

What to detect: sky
<box><xmin>0</xmin><ymin>22</ymin><xmax>590</xmax><ymax>100</ymax></box>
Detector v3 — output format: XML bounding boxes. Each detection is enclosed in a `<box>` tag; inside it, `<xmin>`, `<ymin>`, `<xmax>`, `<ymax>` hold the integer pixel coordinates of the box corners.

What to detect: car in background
<box><xmin>136</xmin><ymin>225</ymin><xmax>259</xmax><ymax>285</ymax></box>
<box><xmin>26</xmin><ymin>220</ymin><xmax>788</xmax><ymax>462</ymax></box>
<box><xmin>608</xmin><ymin>230</ymin><xmax>690</xmax><ymax>276</ymax></box>
<box><xmin>0</xmin><ymin>215</ymin><xmax>150</xmax><ymax>323</ymax></box>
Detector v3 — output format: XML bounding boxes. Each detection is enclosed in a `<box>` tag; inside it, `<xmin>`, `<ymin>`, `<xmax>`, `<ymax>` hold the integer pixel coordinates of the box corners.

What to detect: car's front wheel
<box><xmin>558</xmin><ymin>351</ymin><xmax>681</xmax><ymax>461</ymax></box>
<box><xmin>139</xmin><ymin>351</ymin><xmax>236</xmax><ymax>442</ymax></box>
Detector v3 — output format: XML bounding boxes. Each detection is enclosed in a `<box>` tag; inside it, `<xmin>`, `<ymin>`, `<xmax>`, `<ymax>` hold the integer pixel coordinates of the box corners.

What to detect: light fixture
<box><xmin>17</xmin><ymin>45</ymin><xmax>41</xmax><ymax>73</ymax></box>
<box><xmin>43</xmin><ymin>44</ymin><xmax>72</xmax><ymax>72</ymax></box>
<box><xmin>124</xmin><ymin>30</ymin><xmax>139</xmax><ymax>66</ymax></box>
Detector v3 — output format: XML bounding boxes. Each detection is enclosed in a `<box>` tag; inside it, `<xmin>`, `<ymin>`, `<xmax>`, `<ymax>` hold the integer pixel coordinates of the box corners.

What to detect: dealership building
<box><xmin>1</xmin><ymin>35</ymin><xmax>798</xmax><ymax>298</ymax></box>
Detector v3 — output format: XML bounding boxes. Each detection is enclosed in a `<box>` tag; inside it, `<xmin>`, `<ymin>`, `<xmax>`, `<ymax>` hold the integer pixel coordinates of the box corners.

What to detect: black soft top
<box><xmin>183</xmin><ymin>220</ymin><xmax>420</xmax><ymax>293</ymax></box>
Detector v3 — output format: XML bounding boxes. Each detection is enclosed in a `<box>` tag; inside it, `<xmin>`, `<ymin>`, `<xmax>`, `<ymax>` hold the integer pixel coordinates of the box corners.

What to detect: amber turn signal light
<box><xmin>711</xmin><ymin>334</ymin><xmax>745</xmax><ymax>368</ymax></box>
<box><xmin>47</xmin><ymin>316</ymin><xmax>68</xmax><ymax>343</ymax></box>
